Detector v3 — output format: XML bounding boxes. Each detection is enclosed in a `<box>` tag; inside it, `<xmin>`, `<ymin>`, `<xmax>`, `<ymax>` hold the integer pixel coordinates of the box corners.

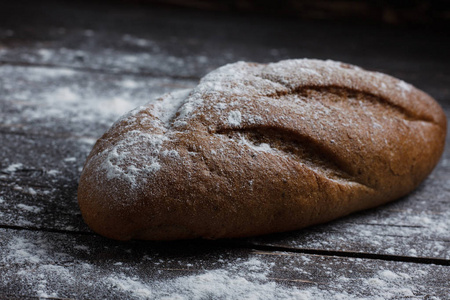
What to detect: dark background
<box><xmin>111</xmin><ymin>0</ymin><xmax>450</xmax><ymax>27</ymax></box>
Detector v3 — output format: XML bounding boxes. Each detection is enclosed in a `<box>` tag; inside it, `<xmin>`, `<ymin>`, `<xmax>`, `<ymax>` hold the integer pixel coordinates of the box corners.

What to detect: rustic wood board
<box><xmin>0</xmin><ymin>62</ymin><xmax>449</xmax><ymax>261</ymax></box>
<box><xmin>1</xmin><ymin>0</ymin><xmax>449</xmax><ymax>83</ymax></box>
<box><xmin>1</xmin><ymin>129</ymin><xmax>449</xmax><ymax>259</ymax></box>
<box><xmin>0</xmin><ymin>65</ymin><xmax>196</xmax><ymax>137</ymax></box>
<box><xmin>1</xmin><ymin>228</ymin><xmax>449</xmax><ymax>299</ymax></box>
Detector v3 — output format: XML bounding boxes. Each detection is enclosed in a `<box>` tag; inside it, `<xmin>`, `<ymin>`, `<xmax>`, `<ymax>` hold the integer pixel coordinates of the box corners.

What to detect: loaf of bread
<box><xmin>78</xmin><ymin>59</ymin><xmax>447</xmax><ymax>241</ymax></box>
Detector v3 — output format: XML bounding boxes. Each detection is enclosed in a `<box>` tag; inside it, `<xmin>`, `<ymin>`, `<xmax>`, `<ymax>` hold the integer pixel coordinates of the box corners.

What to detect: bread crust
<box><xmin>77</xmin><ymin>59</ymin><xmax>447</xmax><ymax>240</ymax></box>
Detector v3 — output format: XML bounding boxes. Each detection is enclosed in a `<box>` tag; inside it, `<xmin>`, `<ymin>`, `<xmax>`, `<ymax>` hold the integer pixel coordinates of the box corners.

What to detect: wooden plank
<box><xmin>1</xmin><ymin>126</ymin><xmax>449</xmax><ymax>260</ymax></box>
<box><xmin>119</xmin><ymin>0</ymin><xmax>450</xmax><ymax>27</ymax></box>
<box><xmin>0</xmin><ymin>133</ymin><xmax>90</xmax><ymax>232</ymax></box>
<box><xmin>0</xmin><ymin>63</ymin><xmax>449</xmax><ymax>259</ymax></box>
<box><xmin>1</xmin><ymin>2</ymin><xmax>449</xmax><ymax>299</ymax></box>
<box><xmin>0</xmin><ymin>64</ymin><xmax>194</xmax><ymax>232</ymax></box>
<box><xmin>0</xmin><ymin>65</ymin><xmax>196</xmax><ymax>137</ymax></box>
<box><xmin>0</xmin><ymin>228</ymin><xmax>448</xmax><ymax>299</ymax></box>
<box><xmin>0</xmin><ymin>0</ymin><xmax>449</xmax><ymax>87</ymax></box>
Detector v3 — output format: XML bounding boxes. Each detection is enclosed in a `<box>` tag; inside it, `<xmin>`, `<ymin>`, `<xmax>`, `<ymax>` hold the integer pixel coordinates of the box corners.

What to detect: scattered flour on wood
<box><xmin>2</xmin><ymin>231</ymin><xmax>447</xmax><ymax>300</ymax></box>
<box><xmin>122</xmin><ymin>34</ymin><xmax>157</xmax><ymax>48</ymax></box>
<box><xmin>27</xmin><ymin>187</ymin><xmax>37</xmax><ymax>196</ymax></box>
<box><xmin>6</xmin><ymin>236</ymin><xmax>44</xmax><ymax>264</ymax></box>
<box><xmin>17</xmin><ymin>203</ymin><xmax>42</xmax><ymax>213</ymax></box>
<box><xmin>120</xmin><ymin>79</ymin><xmax>140</xmax><ymax>89</ymax></box>
<box><xmin>0</xmin><ymin>64</ymin><xmax>196</xmax><ymax>136</ymax></box>
<box><xmin>105</xmin><ymin>261</ymin><xmax>431</xmax><ymax>300</ymax></box>
<box><xmin>47</xmin><ymin>169</ymin><xmax>61</xmax><ymax>176</ymax></box>
<box><xmin>108</xmin><ymin>270</ymin><xmax>308</xmax><ymax>300</ymax></box>
<box><xmin>106</xmin><ymin>256</ymin><xmax>307</xmax><ymax>300</ymax></box>
<box><xmin>2</xmin><ymin>163</ymin><xmax>23</xmax><ymax>173</ymax></box>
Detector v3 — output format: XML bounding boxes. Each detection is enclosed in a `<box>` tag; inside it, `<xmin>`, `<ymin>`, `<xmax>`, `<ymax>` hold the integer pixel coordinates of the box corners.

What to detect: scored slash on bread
<box><xmin>78</xmin><ymin>59</ymin><xmax>447</xmax><ymax>241</ymax></box>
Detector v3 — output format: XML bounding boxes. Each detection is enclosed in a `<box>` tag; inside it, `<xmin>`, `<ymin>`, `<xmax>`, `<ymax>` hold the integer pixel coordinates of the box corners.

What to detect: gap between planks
<box><xmin>249</xmin><ymin>245</ymin><xmax>450</xmax><ymax>267</ymax></box>
<box><xmin>0</xmin><ymin>294</ymin><xmax>76</xmax><ymax>300</ymax></box>
<box><xmin>0</xmin><ymin>60</ymin><xmax>201</xmax><ymax>81</ymax></box>
<box><xmin>0</xmin><ymin>224</ymin><xmax>449</xmax><ymax>267</ymax></box>
<box><xmin>0</xmin><ymin>126</ymin><xmax>102</xmax><ymax>140</ymax></box>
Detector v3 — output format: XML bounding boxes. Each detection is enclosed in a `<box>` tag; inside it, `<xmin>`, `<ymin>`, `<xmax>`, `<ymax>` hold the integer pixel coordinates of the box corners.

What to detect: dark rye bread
<box><xmin>77</xmin><ymin>59</ymin><xmax>447</xmax><ymax>241</ymax></box>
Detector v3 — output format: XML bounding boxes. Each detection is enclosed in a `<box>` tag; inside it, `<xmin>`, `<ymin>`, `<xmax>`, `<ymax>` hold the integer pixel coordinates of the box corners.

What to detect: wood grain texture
<box><xmin>0</xmin><ymin>0</ymin><xmax>449</xmax><ymax>82</ymax></box>
<box><xmin>120</xmin><ymin>0</ymin><xmax>450</xmax><ymax>26</ymax></box>
<box><xmin>1</xmin><ymin>228</ymin><xmax>449</xmax><ymax>299</ymax></box>
<box><xmin>0</xmin><ymin>63</ymin><xmax>448</xmax><ymax>259</ymax></box>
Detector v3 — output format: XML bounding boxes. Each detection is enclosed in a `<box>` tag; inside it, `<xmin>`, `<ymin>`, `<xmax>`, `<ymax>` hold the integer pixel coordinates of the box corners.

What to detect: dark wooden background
<box><xmin>0</xmin><ymin>0</ymin><xmax>449</xmax><ymax>298</ymax></box>
<box><xmin>122</xmin><ymin>0</ymin><xmax>450</xmax><ymax>26</ymax></box>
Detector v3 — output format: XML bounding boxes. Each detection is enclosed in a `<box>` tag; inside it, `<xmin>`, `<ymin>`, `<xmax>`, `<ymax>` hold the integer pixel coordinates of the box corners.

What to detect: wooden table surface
<box><xmin>1</xmin><ymin>1</ymin><xmax>449</xmax><ymax>299</ymax></box>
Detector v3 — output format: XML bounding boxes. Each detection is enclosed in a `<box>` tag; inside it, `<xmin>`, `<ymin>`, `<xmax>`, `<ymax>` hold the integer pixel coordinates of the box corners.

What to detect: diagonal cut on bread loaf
<box><xmin>77</xmin><ymin>59</ymin><xmax>447</xmax><ymax>240</ymax></box>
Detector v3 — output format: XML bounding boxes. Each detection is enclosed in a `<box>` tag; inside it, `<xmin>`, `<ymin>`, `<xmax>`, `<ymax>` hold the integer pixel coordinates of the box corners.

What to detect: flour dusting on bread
<box><xmin>101</xmin><ymin>131</ymin><xmax>168</xmax><ymax>186</ymax></box>
<box><xmin>96</xmin><ymin>90</ymin><xmax>191</xmax><ymax>186</ymax></box>
<box><xmin>153</xmin><ymin>89</ymin><xmax>191</xmax><ymax>127</ymax></box>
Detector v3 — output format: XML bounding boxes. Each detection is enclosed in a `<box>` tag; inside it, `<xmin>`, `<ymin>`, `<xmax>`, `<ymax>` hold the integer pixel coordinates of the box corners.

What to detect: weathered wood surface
<box><xmin>0</xmin><ymin>0</ymin><xmax>449</xmax><ymax>298</ymax></box>
<box><xmin>1</xmin><ymin>0</ymin><xmax>449</xmax><ymax>82</ymax></box>
<box><xmin>120</xmin><ymin>0</ymin><xmax>450</xmax><ymax>26</ymax></box>
<box><xmin>1</xmin><ymin>228</ymin><xmax>449</xmax><ymax>299</ymax></box>
<box><xmin>1</xmin><ymin>64</ymin><xmax>449</xmax><ymax>261</ymax></box>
